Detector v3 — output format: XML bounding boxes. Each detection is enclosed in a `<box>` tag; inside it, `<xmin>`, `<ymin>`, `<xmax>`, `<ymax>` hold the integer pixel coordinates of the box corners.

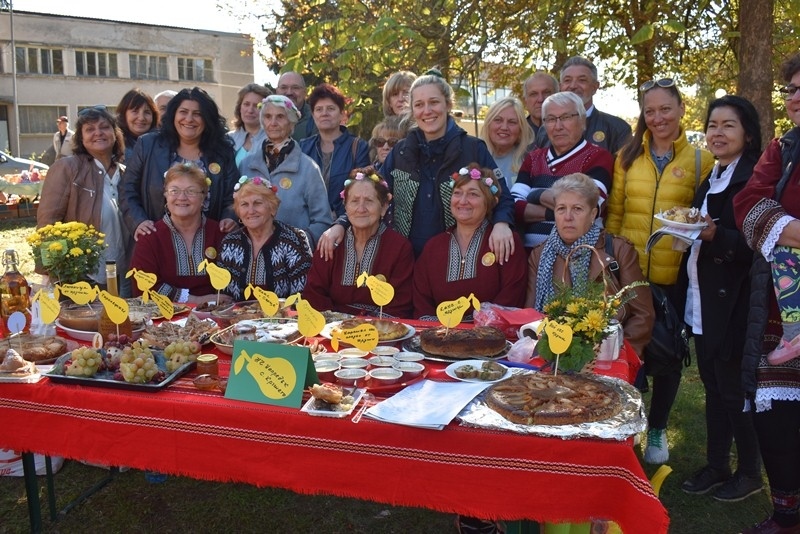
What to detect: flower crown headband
<box><xmin>339</xmin><ymin>172</ymin><xmax>389</xmax><ymax>199</ymax></box>
<box><xmin>451</xmin><ymin>167</ymin><xmax>499</xmax><ymax>195</ymax></box>
<box><xmin>234</xmin><ymin>175</ymin><xmax>278</xmax><ymax>194</ymax></box>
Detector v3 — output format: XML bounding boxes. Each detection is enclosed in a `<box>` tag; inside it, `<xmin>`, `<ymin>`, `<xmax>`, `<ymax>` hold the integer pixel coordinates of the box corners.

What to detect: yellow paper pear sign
<box><xmin>126</xmin><ymin>268</ymin><xmax>157</xmax><ymax>299</ymax></box>
<box><xmin>98</xmin><ymin>288</ymin><xmax>129</xmax><ymax>325</ymax></box>
<box><xmin>357</xmin><ymin>272</ymin><xmax>394</xmax><ymax>307</ymax></box>
<box><xmin>245</xmin><ymin>284</ymin><xmax>279</xmax><ymax>317</ymax></box>
<box><xmin>197</xmin><ymin>259</ymin><xmax>231</xmax><ymax>290</ymax></box>
<box><xmin>330</xmin><ymin>323</ymin><xmax>379</xmax><ymax>352</ymax></box>
<box><xmin>31</xmin><ymin>289</ymin><xmax>60</xmax><ymax>324</ymax></box>
<box><xmin>544</xmin><ymin>320</ymin><xmax>573</xmax><ymax>354</ymax></box>
<box><xmin>436</xmin><ymin>293</ymin><xmax>481</xmax><ymax>328</ymax></box>
<box><xmin>284</xmin><ymin>293</ymin><xmax>325</xmax><ymax>338</ymax></box>
<box><xmin>147</xmin><ymin>290</ymin><xmax>175</xmax><ymax>320</ymax></box>
<box><xmin>55</xmin><ymin>281</ymin><xmax>96</xmax><ymax>305</ymax></box>
<box><xmin>233</xmin><ymin>347</ymin><xmax>297</xmax><ymax>399</ymax></box>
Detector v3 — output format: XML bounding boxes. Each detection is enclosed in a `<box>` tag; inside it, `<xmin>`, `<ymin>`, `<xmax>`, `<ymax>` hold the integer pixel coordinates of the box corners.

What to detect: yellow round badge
<box><xmin>280</xmin><ymin>177</ymin><xmax>292</xmax><ymax>189</ymax></box>
<box><xmin>205</xmin><ymin>247</ymin><xmax>217</xmax><ymax>260</ymax></box>
<box><xmin>592</xmin><ymin>131</ymin><xmax>606</xmax><ymax>143</ymax></box>
<box><xmin>482</xmin><ymin>252</ymin><xmax>496</xmax><ymax>267</ymax></box>
<box><xmin>208</xmin><ymin>162</ymin><xmax>221</xmax><ymax>174</ymax></box>
<box><xmin>375</xmin><ymin>274</ymin><xmax>387</xmax><ymax>282</ymax></box>
<box><xmin>672</xmin><ymin>167</ymin><xmax>686</xmax><ymax>178</ymax></box>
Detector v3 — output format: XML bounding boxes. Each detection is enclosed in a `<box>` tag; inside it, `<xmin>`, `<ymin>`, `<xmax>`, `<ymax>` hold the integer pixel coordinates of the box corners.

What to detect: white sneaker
<box><xmin>644</xmin><ymin>428</ymin><xmax>669</xmax><ymax>464</ymax></box>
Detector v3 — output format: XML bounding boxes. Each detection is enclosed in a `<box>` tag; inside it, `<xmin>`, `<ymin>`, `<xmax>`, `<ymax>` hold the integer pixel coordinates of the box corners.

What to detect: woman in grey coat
<box><xmin>238</xmin><ymin>95</ymin><xmax>332</xmax><ymax>246</ymax></box>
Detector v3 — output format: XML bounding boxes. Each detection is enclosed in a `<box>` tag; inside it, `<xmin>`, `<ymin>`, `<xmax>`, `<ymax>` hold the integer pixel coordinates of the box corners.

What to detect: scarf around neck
<box><xmin>534</xmin><ymin>223</ymin><xmax>601</xmax><ymax>311</ymax></box>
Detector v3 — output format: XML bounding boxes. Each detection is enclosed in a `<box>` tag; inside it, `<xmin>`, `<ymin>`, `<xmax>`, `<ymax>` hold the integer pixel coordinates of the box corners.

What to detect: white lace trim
<box><xmin>763</xmin><ymin>215</ymin><xmax>795</xmax><ymax>260</ymax></box>
<box><xmin>754</xmin><ymin>386</ymin><xmax>800</xmax><ymax>412</ymax></box>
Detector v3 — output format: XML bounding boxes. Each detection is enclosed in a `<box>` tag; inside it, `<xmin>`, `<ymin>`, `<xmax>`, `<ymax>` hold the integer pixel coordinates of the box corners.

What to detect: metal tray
<box><xmin>47</xmin><ymin>350</ymin><xmax>195</xmax><ymax>392</ymax></box>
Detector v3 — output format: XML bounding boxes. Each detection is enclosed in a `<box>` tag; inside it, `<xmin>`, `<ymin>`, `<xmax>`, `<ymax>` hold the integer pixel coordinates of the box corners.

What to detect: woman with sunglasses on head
<box><xmin>606</xmin><ymin>78</ymin><xmax>715</xmax><ymax>465</ymax></box>
<box><xmin>130</xmin><ymin>162</ymin><xmax>230</xmax><ymax>306</ymax></box>
<box><xmin>37</xmin><ymin>107</ymin><xmax>133</xmax><ymax>294</ymax></box>
<box><xmin>239</xmin><ymin>95</ymin><xmax>333</xmax><ymax>246</ymax></box>
<box><xmin>479</xmin><ymin>97</ymin><xmax>532</xmax><ymax>187</ymax></box>
<box><xmin>369</xmin><ymin>116</ymin><xmax>406</xmax><ymax>171</ymax></box>
<box><xmin>121</xmin><ymin>87</ymin><xmax>239</xmax><ymax>242</ymax></box>
<box><xmin>734</xmin><ymin>53</ymin><xmax>800</xmax><ymax>534</ymax></box>
<box><xmin>317</xmin><ymin>69</ymin><xmax>517</xmax><ymax>261</ymax></box>
<box><xmin>675</xmin><ymin>95</ymin><xmax>763</xmax><ymax>503</ymax></box>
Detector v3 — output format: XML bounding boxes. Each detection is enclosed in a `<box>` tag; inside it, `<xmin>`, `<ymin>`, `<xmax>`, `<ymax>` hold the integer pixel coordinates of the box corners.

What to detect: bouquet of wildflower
<box><xmin>537</xmin><ymin>277</ymin><xmax>648</xmax><ymax>372</ymax></box>
<box><xmin>27</xmin><ymin>222</ymin><xmax>105</xmax><ymax>284</ymax></box>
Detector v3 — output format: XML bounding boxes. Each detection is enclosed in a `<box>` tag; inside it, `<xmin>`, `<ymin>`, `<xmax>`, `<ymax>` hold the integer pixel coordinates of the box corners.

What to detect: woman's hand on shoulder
<box><xmin>219</xmin><ymin>218</ymin><xmax>238</xmax><ymax>233</ymax></box>
<box><xmin>317</xmin><ymin>224</ymin><xmax>345</xmax><ymax>261</ymax></box>
<box><xmin>489</xmin><ymin>222</ymin><xmax>515</xmax><ymax>265</ymax></box>
<box><xmin>134</xmin><ymin>220</ymin><xmax>156</xmax><ymax>241</ymax></box>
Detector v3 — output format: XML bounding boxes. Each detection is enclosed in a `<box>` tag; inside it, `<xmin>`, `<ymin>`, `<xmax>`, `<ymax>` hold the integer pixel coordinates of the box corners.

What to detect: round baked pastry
<box><xmin>420</xmin><ymin>326</ymin><xmax>506</xmax><ymax>358</ymax></box>
<box><xmin>0</xmin><ymin>335</ymin><xmax>68</xmax><ymax>362</ymax></box>
<box><xmin>485</xmin><ymin>372</ymin><xmax>622</xmax><ymax>426</ymax></box>
<box><xmin>334</xmin><ymin>318</ymin><xmax>408</xmax><ymax>341</ymax></box>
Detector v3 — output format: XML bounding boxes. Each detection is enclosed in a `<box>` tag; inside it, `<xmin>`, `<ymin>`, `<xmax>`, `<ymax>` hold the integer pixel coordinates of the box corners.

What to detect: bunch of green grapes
<box><xmin>119</xmin><ymin>340</ymin><xmax>158</xmax><ymax>383</ymax></box>
<box><xmin>164</xmin><ymin>341</ymin><xmax>202</xmax><ymax>373</ymax></box>
<box><xmin>66</xmin><ymin>347</ymin><xmax>102</xmax><ymax>377</ymax></box>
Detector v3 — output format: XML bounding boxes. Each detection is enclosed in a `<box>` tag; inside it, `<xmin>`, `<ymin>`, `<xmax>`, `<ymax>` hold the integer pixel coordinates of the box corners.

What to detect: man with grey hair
<box><xmin>535</xmin><ymin>56</ymin><xmax>632</xmax><ymax>155</ymax></box>
<box><xmin>522</xmin><ymin>71</ymin><xmax>559</xmax><ymax>139</ymax></box>
<box><xmin>153</xmin><ymin>90</ymin><xmax>177</xmax><ymax>127</ymax></box>
<box><xmin>277</xmin><ymin>71</ymin><xmax>318</xmax><ymax>141</ymax></box>
<box><xmin>512</xmin><ymin>91</ymin><xmax>613</xmax><ymax>249</ymax></box>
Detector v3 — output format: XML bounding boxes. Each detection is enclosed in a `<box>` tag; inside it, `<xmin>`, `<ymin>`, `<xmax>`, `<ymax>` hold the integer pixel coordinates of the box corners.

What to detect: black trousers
<box><xmin>695</xmin><ymin>334</ymin><xmax>761</xmax><ymax>475</ymax></box>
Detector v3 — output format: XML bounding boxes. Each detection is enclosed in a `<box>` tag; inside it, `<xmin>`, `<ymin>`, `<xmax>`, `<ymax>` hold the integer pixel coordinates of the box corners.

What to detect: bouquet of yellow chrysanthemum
<box><xmin>27</xmin><ymin>222</ymin><xmax>105</xmax><ymax>284</ymax></box>
<box><xmin>537</xmin><ymin>277</ymin><xmax>647</xmax><ymax>372</ymax></box>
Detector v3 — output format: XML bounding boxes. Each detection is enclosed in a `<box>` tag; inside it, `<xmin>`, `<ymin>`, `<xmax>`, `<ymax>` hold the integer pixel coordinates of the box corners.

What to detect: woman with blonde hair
<box><xmin>382</xmin><ymin>71</ymin><xmax>416</xmax><ymax>117</ymax></box>
<box><xmin>479</xmin><ymin>97</ymin><xmax>532</xmax><ymax>186</ymax></box>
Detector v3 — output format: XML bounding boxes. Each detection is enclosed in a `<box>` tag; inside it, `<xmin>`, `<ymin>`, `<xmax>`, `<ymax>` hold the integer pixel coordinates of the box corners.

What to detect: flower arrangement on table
<box><xmin>27</xmin><ymin>221</ymin><xmax>105</xmax><ymax>285</ymax></box>
<box><xmin>537</xmin><ymin>277</ymin><xmax>647</xmax><ymax>372</ymax></box>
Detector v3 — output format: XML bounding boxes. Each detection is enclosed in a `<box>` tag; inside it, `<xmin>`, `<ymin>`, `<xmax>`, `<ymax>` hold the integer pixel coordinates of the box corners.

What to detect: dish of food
<box><xmin>0</xmin><ymin>334</ymin><xmax>77</xmax><ymax>364</ymax></box>
<box><xmin>402</xmin><ymin>334</ymin><xmax>511</xmax><ymax>363</ymax></box>
<box><xmin>0</xmin><ymin>349</ymin><xmax>42</xmax><ymax>383</ymax></box>
<box><xmin>654</xmin><ymin>209</ymin><xmax>707</xmax><ymax>231</ymax></box>
<box><xmin>484</xmin><ymin>372</ymin><xmax>623</xmax><ymax>426</ymax></box>
<box><xmin>211</xmin><ymin>300</ymin><xmax>291</xmax><ymax>326</ymax></box>
<box><xmin>321</xmin><ymin>319</ymin><xmax>415</xmax><ymax>344</ymax></box>
<box><xmin>127</xmin><ymin>298</ymin><xmax>191</xmax><ymax>321</ymax></box>
<box><xmin>445</xmin><ymin>360</ymin><xmax>511</xmax><ymax>383</ymax></box>
<box><xmin>209</xmin><ymin>318</ymin><xmax>302</xmax><ymax>355</ymax></box>
<box><xmin>301</xmin><ymin>384</ymin><xmax>364</xmax><ymax>418</ymax></box>
<box><xmin>47</xmin><ymin>350</ymin><xmax>195</xmax><ymax>392</ymax></box>
<box><xmin>139</xmin><ymin>315</ymin><xmax>218</xmax><ymax>349</ymax></box>
<box><xmin>419</xmin><ymin>326</ymin><xmax>507</xmax><ymax>358</ymax></box>
<box><xmin>56</xmin><ymin>320</ymin><xmax>145</xmax><ymax>343</ymax></box>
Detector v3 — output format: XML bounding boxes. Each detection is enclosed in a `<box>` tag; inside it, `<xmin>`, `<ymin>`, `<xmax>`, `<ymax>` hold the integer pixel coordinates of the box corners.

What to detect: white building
<box><xmin>0</xmin><ymin>10</ymin><xmax>254</xmax><ymax>158</ymax></box>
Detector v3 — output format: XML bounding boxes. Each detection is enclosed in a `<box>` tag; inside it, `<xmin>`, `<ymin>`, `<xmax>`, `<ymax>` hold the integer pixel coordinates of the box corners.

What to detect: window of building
<box><xmin>177</xmin><ymin>57</ymin><xmax>214</xmax><ymax>82</ymax></box>
<box><xmin>15</xmin><ymin>46</ymin><xmax>64</xmax><ymax>75</ymax></box>
<box><xmin>18</xmin><ymin>106</ymin><xmax>67</xmax><ymax>134</ymax></box>
<box><xmin>75</xmin><ymin>50</ymin><xmax>118</xmax><ymax>78</ymax></box>
<box><xmin>129</xmin><ymin>54</ymin><xmax>168</xmax><ymax>80</ymax></box>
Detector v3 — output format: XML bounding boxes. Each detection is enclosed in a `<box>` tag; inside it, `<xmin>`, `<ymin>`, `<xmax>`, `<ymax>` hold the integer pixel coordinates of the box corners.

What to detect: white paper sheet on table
<box><xmin>364</xmin><ymin>379</ymin><xmax>491</xmax><ymax>430</ymax></box>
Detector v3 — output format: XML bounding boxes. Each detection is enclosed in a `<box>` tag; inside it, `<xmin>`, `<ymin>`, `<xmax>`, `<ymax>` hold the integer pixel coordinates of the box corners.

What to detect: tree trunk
<box><xmin>737</xmin><ymin>0</ymin><xmax>775</xmax><ymax>146</ymax></box>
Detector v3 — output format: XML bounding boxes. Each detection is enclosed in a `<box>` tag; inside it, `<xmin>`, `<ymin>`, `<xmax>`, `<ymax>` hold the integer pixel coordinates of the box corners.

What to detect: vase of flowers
<box><xmin>536</xmin><ymin>245</ymin><xmax>647</xmax><ymax>372</ymax></box>
<box><xmin>27</xmin><ymin>222</ymin><xmax>105</xmax><ymax>285</ymax></box>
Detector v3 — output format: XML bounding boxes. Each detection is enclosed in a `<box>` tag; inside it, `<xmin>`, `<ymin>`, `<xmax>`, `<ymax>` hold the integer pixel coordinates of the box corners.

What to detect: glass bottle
<box><xmin>99</xmin><ymin>261</ymin><xmax>132</xmax><ymax>342</ymax></box>
<box><xmin>0</xmin><ymin>250</ymin><xmax>31</xmax><ymax>336</ymax></box>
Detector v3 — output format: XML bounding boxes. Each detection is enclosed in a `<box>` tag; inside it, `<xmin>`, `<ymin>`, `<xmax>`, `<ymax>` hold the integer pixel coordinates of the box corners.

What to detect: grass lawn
<box><xmin>0</xmin><ymin>217</ymin><xmax>774</xmax><ymax>533</ymax></box>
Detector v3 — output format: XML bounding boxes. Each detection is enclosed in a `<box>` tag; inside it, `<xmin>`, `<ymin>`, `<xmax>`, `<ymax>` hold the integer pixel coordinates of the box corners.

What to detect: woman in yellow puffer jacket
<box><xmin>606</xmin><ymin>79</ymin><xmax>714</xmax><ymax>466</ymax></box>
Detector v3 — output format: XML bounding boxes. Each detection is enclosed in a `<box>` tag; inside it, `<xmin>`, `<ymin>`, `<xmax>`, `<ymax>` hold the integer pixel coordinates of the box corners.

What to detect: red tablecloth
<box><xmin>1</xmin><ymin>353</ymin><xmax>667</xmax><ymax>533</ymax></box>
